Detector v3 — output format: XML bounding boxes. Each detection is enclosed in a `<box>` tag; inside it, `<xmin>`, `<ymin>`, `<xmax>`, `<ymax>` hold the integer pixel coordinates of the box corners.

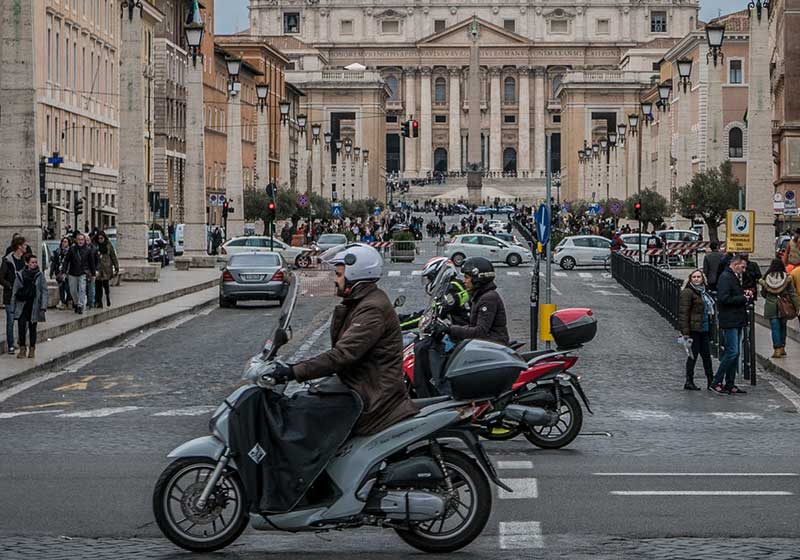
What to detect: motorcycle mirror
<box><xmin>394</xmin><ymin>296</ymin><xmax>406</xmax><ymax>308</ymax></box>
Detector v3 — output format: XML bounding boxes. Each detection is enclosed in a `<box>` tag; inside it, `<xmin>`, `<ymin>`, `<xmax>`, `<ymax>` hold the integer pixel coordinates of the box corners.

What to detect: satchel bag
<box><xmin>777</xmin><ymin>294</ymin><xmax>797</xmax><ymax>320</ymax></box>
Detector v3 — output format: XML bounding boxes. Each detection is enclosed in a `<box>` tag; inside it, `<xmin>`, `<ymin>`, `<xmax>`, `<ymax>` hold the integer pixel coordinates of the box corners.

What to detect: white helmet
<box><xmin>324</xmin><ymin>243</ymin><xmax>383</xmax><ymax>285</ymax></box>
<box><xmin>421</xmin><ymin>256</ymin><xmax>453</xmax><ymax>294</ymax></box>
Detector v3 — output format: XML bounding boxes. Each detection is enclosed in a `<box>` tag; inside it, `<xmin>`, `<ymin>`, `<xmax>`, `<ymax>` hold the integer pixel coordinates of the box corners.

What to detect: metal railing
<box><xmin>611</xmin><ymin>251</ymin><xmax>682</xmax><ymax>328</ymax></box>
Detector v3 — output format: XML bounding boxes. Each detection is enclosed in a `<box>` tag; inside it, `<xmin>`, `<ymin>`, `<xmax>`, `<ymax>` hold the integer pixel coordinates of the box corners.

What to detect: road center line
<box><xmin>56</xmin><ymin>406</ymin><xmax>141</xmax><ymax>418</ymax></box>
<box><xmin>153</xmin><ymin>406</ymin><xmax>218</xmax><ymax>417</ymax></box>
<box><xmin>387</xmin><ymin>270</ymin><xmax>401</xmax><ymax>277</ymax></box>
<box><xmin>499</xmin><ymin>521</ymin><xmax>544</xmax><ymax>549</ymax></box>
<box><xmin>594</xmin><ymin>473</ymin><xmax>799</xmax><ymax>477</ymax></box>
<box><xmin>498</xmin><ymin>478</ymin><xmax>538</xmax><ymax>499</ymax></box>
<box><xmin>496</xmin><ymin>461</ymin><xmax>534</xmax><ymax>470</ymax></box>
<box><xmin>610</xmin><ymin>491</ymin><xmax>793</xmax><ymax>496</ymax></box>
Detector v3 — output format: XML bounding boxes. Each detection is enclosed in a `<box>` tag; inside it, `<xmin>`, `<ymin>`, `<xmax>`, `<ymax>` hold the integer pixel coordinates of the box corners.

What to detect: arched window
<box><xmin>386</xmin><ymin>75</ymin><xmax>399</xmax><ymax>101</ymax></box>
<box><xmin>729</xmin><ymin>127</ymin><xmax>744</xmax><ymax>158</ymax></box>
<box><xmin>504</xmin><ymin>76</ymin><xmax>516</xmax><ymax>104</ymax></box>
<box><xmin>551</xmin><ymin>75</ymin><xmax>563</xmax><ymax>98</ymax></box>
<box><xmin>503</xmin><ymin>147</ymin><xmax>517</xmax><ymax>173</ymax></box>
<box><xmin>434</xmin><ymin>148</ymin><xmax>448</xmax><ymax>173</ymax></box>
<box><xmin>434</xmin><ymin>77</ymin><xmax>447</xmax><ymax>104</ymax></box>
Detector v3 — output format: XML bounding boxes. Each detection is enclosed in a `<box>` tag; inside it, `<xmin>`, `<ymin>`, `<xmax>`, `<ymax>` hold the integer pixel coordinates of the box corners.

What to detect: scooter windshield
<box><xmin>418</xmin><ymin>262</ymin><xmax>457</xmax><ymax>332</ymax></box>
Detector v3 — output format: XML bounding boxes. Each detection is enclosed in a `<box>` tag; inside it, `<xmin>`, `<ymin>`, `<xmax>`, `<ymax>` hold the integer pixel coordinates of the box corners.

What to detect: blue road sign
<box><xmin>588</xmin><ymin>203</ymin><xmax>601</xmax><ymax>216</ymax></box>
<box><xmin>374</xmin><ymin>206</ymin><xmax>381</xmax><ymax>216</ymax></box>
<box><xmin>47</xmin><ymin>157</ymin><xmax>64</xmax><ymax>166</ymax></box>
<box><xmin>534</xmin><ymin>203</ymin><xmax>551</xmax><ymax>246</ymax></box>
<box><xmin>331</xmin><ymin>204</ymin><xmax>343</xmax><ymax>218</ymax></box>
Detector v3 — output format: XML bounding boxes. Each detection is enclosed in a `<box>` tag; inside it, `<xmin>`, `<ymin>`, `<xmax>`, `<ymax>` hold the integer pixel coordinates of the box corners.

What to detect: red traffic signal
<box><xmin>634</xmin><ymin>201</ymin><xmax>641</xmax><ymax>210</ymax></box>
<box><xmin>411</xmin><ymin>120</ymin><xmax>419</xmax><ymax>138</ymax></box>
<box><xmin>267</xmin><ymin>201</ymin><xmax>276</xmax><ymax>211</ymax></box>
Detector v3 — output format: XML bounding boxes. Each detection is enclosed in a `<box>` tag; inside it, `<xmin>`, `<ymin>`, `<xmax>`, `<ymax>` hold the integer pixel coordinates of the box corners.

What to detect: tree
<box><xmin>674</xmin><ymin>161</ymin><xmax>740</xmax><ymax>243</ymax></box>
<box><xmin>624</xmin><ymin>189</ymin><xmax>669</xmax><ymax>231</ymax></box>
<box><xmin>243</xmin><ymin>189</ymin><xmax>272</xmax><ymax>234</ymax></box>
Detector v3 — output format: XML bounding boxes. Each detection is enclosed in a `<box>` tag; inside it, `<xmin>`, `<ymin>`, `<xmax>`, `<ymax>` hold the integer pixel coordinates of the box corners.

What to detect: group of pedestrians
<box><xmin>1</xmin><ymin>230</ymin><xmax>118</xmax><ymax>358</ymax></box>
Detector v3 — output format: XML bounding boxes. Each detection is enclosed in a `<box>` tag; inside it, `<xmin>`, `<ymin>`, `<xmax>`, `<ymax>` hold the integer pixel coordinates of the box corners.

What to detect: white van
<box><xmin>174</xmin><ymin>223</ymin><xmax>184</xmax><ymax>256</ymax></box>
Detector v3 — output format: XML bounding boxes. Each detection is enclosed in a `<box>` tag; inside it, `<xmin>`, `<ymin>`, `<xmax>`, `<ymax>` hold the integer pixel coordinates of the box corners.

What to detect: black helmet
<box><xmin>461</xmin><ymin>257</ymin><xmax>495</xmax><ymax>287</ymax></box>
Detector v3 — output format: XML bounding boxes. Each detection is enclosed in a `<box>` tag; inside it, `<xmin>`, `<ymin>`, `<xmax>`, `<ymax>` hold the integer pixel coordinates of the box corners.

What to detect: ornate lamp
<box><xmin>705</xmin><ymin>24</ymin><xmax>726</xmax><ymax>67</ymax></box>
<box><xmin>677</xmin><ymin>59</ymin><xmax>693</xmax><ymax>93</ymax></box>
<box><xmin>279</xmin><ymin>100</ymin><xmax>291</xmax><ymax>124</ymax></box>
<box><xmin>256</xmin><ymin>84</ymin><xmax>270</xmax><ymax>112</ymax></box>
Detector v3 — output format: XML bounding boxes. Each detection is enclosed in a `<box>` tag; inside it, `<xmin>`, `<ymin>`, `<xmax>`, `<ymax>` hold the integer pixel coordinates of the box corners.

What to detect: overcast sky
<box><xmin>215</xmin><ymin>1</ymin><xmax>733</xmax><ymax>35</ymax></box>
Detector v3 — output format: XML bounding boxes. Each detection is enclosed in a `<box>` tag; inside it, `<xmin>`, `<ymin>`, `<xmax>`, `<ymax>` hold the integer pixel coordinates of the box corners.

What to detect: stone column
<box><xmin>675</xmin><ymin>75</ymin><xmax>692</xmax><ymax>190</ymax></box>
<box><xmin>0</xmin><ymin>0</ymin><xmax>40</xmax><ymax>249</ymax></box>
<box><xmin>311</xmin><ymin>135</ymin><xmax>322</xmax><ymax>196</ymax></box>
<box><xmin>181</xmin><ymin>60</ymin><xmax>210</xmax><ymax>263</ymax></box>
<box><xmin>448</xmin><ymin>68</ymin><xmax>462</xmax><ymax>173</ymax></box>
<box><xmin>517</xmin><ymin>66</ymin><xmax>531</xmax><ymax>176</ymax></box>
<box><xmin>706</xmin><ymin>48</ymin><xmax>724</xmax><ymax>169</ymax></box>
<box><xmin>335</xmin><ymin>152</ymin><xmax>344</xmax><ymax>201</ymax></box>
<box><xmin>296</xmin><ymin>130</ymin><xmax>308</xmax><ymax>194</ymax></box>
<box><xmin>355</xmin><ymin>154</ymin><xmax>364</xmax><ymax>200</ymax></box>
<box><xmin>278</xmin><ymin>117</ymin><xmax>291</xmax><ymax>189</ymax></box>
<box><xmin>342</xmin><ymin>154</ymin><xmax>351</xmax><ymax>201</ymax></box>
<box><xmin>747</xmin><ymin>9</ymin><xmax>776</xmax><ymax>262</ymax></box>
<box><xmin>322</xmin><ymin>140</ymin><xmax>332</xmax><ymax>200</ymax></box>
<box><xmin>404</xmin><ymin>68</ymin><xmax>417</xmax><ymax>175</ymax></box>
<box><xmin>80</xmin><ymin>164</ymin><xmax>93</xmax><ymax>232</ymax></box>
<box><xmin>225</xmin><ymin>91</ymin><xmax>244</xmax><ymax>238</ymax></box>
<box><xmin>256</xmin><ymin>101</ymin><xmax>270</xmax><ymax>190</ymax></box>
<box><xmin>489</xmin><ymin>67</ymin><xmax>502</xmax><ymax>174</ymax></box>
<box><xmin>362</xmin><ymin>160</ymin><xmax>370</xmax><ymax>200</ymax></box>
<box><xmin>657</xmin><ymin>108</ymin><xmax>672</xmax><ymax>200</ymax></box>
<box><xmin>533</xmin><ymin>67</ymin><xmax>546</xmax><ymax>176</ymax></box>
<box><xmin>419</xmin><ymin>67</ymin><xmax>433</xmax><ymax>174</ymax></box>
<box><xmin>117</xmin><ymin>9</ymin><xmax>159</xmax><ymax>280</ymax></box>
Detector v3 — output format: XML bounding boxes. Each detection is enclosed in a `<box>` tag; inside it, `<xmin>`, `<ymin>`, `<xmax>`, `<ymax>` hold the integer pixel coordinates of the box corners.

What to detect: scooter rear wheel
<box><xmin>523</xmin><ymin>393</ymin><xmax>583</xmax><ymax>449</ymax></box>
<box><xmin>153</xmin><ymin>457</ymin><xmax>249</xmax><ymax>552</ymax></box>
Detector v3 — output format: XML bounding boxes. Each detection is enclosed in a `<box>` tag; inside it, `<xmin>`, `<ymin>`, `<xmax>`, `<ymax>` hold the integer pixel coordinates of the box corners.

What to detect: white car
<box><xmin>656</xmin><ymin>229</ymin><xmax>700</xmax><ymax>243</ymax></box>
<box><xmin>620</xmin><ymin>233</ymin><xmax>647</xmax><ymax>253</ymax></box>
<box><xmin>553</xmin><ymin>235</ymin><xmax>611</xmax><ymax>270</ymax></box>
<box><xmin>445</xmin><ymin>234</ymin><xmax>533</xmax><ymax>267</ymax></box>
<box><xmin>221</xmin><ymin>236</ymin><xmax>308</xmax><ymax>268</ymax></box>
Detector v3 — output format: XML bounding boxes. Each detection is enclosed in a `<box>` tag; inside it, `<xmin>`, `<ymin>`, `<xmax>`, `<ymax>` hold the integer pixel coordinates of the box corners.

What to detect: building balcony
<box><xmin>462</xmin><ymin>100</ymin><xmax>489</xmax><ymax>112</ymax></box>
<box><xmin>386</xmin><ymin>100</ymin><xmax>404</xmax><ymax>112</ymax></box>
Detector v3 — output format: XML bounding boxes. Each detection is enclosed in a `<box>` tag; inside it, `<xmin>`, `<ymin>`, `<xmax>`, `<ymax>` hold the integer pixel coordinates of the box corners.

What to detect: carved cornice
<box><xmin>419</xmin><ymin>66</ymin><xmax>432</xmax><ymax>76</ymax></box>
<box><xmin>489</xmin><ymin>66</ymin><xmax>502</xmax><ymax>76</ymax></box>
<box><xmin>518</xmin><ymin>65</ymin><xmax>530</xmax><ymax>76</ymax></box>
<box><xmin>543</xmin><ymin>8</ymin><xmax>576</xmax><ymax>21</ymax></box>
<box><xmin>449</xmin><ymin>67</ymin><xmax>462</xmax><ymax>77</ymax></box>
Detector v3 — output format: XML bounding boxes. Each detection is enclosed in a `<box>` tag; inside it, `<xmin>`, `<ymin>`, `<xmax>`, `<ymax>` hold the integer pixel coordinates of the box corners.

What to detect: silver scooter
<box><xmin>152</xmin><ymin>280</ymin><xmax>520</xmax><ymax>554</ymax></box>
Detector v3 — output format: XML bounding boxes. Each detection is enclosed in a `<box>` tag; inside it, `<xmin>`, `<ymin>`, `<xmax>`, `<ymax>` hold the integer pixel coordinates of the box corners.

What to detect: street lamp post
<box><xmin>335</xmin><ymin>138</ymin><xmax>344</xmax><ymax>201</ymax></box>
<box><xmin>278</xmin><ymin>100</ymin><xmax>291</xmax><ymax>189</ymax></box>
<box><xmin>628</xmin><ymin>113</ymin><xmax>643</xmax><ymax>262</ymax></box>
<box><xmin>677</xmin><ymin>59</ymin><xmax>693</xmax><ymax>93</ymax></box>
<box><xmin>344</xmin><ymin>139</ymin><xmax>353</xmax><ymax>201</ymax></box>
<box><xmin>705</xmin><ymin>24</ymin><xmax>726</xmax><ymax>169</ymax></box>
<box><xmin>362</xmin><ymin>149</ymin><xmax>370</xmax><ymax>202</ymax></box>
<box><xmin>255</xmin><ymin>83</ymin><xmax>270</xmax><ymax>196</ymax></box>
<box><xmin>323</xmin><ymin>131</ymin><xmax>332</xmax><ymax>200</ymax></box>
<box><xmin>296</xmin><ymin>114</ymin><xmax>308</xmax><ymax>194</ymax></box>
<box><xmin>223</xmin><ymin>55</ymin><xmax>244</xmax><ymax>239</ymax></box>
<box><xmin>310</xmin><ymin>123</ymin><xmax>322</xmax><ymax>196</ymax></box>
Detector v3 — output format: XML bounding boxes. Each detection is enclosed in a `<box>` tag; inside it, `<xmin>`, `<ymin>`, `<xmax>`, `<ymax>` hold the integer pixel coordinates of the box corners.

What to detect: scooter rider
<box><xmin>271</xmin><ymin>243</ymin><xmax>418</xmax><ymax>435</ymax></box>
<box><xmin>435</xmin><ymin>257</ymin><xmax>510</xmax><ymax>346</ymax></box>
<box><xmin>399</xmin><ymin>256</ymin><xmax>470</xmax><ymax>330</ymax></box>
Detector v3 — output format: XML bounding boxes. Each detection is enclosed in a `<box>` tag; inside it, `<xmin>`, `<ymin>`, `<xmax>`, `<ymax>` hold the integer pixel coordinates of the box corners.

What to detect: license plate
<box><xmin>241</xmin><ymin>274</ymin><xmax>263</xmax><ymax>281</ymax></box>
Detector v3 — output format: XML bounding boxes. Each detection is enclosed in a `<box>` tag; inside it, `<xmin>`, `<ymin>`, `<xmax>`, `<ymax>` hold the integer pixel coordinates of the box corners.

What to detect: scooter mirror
<box><xmin>394</xmin><ymin>296</ymin><xmax>406</xmax><ymax>308</ymax></box>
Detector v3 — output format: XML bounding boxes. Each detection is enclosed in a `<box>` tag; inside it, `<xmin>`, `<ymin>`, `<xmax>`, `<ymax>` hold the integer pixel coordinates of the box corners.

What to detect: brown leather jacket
<box><xmin>293</xmin><ymin>282</ymin><xmax>418</xmax><ymax>436</ymax></box>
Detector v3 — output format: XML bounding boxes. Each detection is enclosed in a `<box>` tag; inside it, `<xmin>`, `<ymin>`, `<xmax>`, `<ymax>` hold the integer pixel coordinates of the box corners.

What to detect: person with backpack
<box><xmin>10</xmin><ymin>253</ymin><xmax>47</xmax><ymax>359</ymax></box>
<box><xmin>760</xmin><ymin>259</ymin><xmax>800</xmax><ymax>359</ymax></box>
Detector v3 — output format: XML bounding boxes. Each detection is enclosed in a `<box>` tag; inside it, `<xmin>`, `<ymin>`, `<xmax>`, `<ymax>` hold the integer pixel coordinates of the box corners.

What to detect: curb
<box><xmin>0</xmin><ymin>277</ymin><xmax>219</xmax><ymax>354</ymax></box>
<box><xmin>0</xmin><ymin>293</ymin><xmax>217</xmax><ymax>391</ymax></box>
<box><xmin>755</xmin><ymin>351</ymin><xmax>800</xmax><ymax>391</ymax></box>
<box><xmin>753</xmin><ymin>311</ymin><xmax>800</xmax><ymax>345</ymax></box>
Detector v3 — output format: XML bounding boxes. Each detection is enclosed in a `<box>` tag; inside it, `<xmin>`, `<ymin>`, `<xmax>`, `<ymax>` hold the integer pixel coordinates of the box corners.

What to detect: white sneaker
<box><xmin>56</xmin><ymin>302</ymin><xmax>65</xmax><ymax>310</ymax></box>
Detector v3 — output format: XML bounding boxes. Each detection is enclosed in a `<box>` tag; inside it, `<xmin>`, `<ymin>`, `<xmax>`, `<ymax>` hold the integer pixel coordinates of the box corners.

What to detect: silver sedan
<box><xmin>219</xmin><ymin>252</ymin><xmax>293</xmax><ymax>308</ymax></box>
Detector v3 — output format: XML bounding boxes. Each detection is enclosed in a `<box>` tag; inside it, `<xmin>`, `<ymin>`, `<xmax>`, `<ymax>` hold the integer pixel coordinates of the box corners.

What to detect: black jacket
<box><xmin>716</xmin><ymin>268</ymin><xmax>748</xmax><ymax>329</ymax></box>
<box><xmin>702</xmin><ymin>251</ymin><xmax>723</xmax><ymax>287</ymax></box>
<box><xmin>61</xmin><ymin>244</ymin><xmax>96</xmax><ymax>277</ymax></box>
<box><xmin>449</xmin><ymin>281</ymin><xmax>510</xmax><ymax>346</ymax></box>
<box><xmin>0</xmin><ymin>253</ymin><xmax>24</xmax><ymax>305</ymax></box>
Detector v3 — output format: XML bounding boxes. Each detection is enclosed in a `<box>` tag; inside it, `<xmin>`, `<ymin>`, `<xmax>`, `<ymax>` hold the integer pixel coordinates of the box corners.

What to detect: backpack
<box><xmin>15</xmin><ymin>272</ymin><xmax>37</xmax><ymax>303</ymax></box>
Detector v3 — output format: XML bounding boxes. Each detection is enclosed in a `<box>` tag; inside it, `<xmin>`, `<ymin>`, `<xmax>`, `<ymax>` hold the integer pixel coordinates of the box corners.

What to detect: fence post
<box><xmin>748</xmin><ymin>303</ymin><xmax>757</xmax><ymax>385</ymax></box>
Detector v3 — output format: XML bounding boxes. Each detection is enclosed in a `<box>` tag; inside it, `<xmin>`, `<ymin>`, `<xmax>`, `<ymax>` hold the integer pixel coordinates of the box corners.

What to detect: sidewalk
<box><xmin>0</xmin><ymin>267</ymin><xmax>220</xmax><ymax>382</ymax></box>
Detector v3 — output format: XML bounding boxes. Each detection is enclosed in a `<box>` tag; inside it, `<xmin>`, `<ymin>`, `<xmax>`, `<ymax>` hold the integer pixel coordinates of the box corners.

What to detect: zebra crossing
<box><xmin>496</xmin><ymin>460</ymin><xmax>544</xmax><ymax>549</ymax></box>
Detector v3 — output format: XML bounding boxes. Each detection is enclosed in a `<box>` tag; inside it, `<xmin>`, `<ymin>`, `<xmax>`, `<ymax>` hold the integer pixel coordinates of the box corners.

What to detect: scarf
<box><xmin>695</xmin><ymin>285</ymin><xmax>716</xmax><ymax>318</ymax></box>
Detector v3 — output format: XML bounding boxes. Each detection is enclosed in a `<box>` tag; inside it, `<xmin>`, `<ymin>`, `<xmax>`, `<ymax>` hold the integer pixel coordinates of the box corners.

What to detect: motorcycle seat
<box><xmin>412</xmin><ymin>396</ymin><xmax>451</xmax><ymax>409</ymax></box>
<box><xmin>519</xmin><ymin>349</ymin><xmax>557</xmax><ymax>361</ymax></box>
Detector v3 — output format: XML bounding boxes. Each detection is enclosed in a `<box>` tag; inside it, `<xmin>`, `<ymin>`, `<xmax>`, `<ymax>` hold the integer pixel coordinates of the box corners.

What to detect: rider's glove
<box><xmin>273</xmin><ymin>362</ymin><xmax>296</xmax><ymax>384</ymax></box>
<box><xmin>431</xmin><ymin>320</ymin><xmax>450</xmax><ymax>340</ymax></box>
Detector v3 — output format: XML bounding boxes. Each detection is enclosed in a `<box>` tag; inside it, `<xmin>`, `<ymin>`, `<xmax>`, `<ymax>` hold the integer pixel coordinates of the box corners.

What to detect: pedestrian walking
<box><xmin>10</xmin><ymin>253</ymin><xmax>47</xmax><ymax>359</ymax></box>
<box><xmin>61</xmin><ymin>233</ymin><xmax>96</xmax><ymax>315</ymax></box>
<box><xmin>1</xmin><ymin>236</ymin><xmax>28</xmax><ymax>354</ymax></box>
<box><xmin>702</xmin><ymin>241</ymin><xmax>723</xmax><ymax>292</ymax></box>
<box><xmin>759</xmin><ymin>259</ymin><xmax>800</xmax><ymax>359</ymax></box>
<box><xmin>50</xmin><ymin>237</ymin><xmax>72</xmax><ymax>310</ymax></box>
<box><xmin>94</xmin><ymin>231</ymin><xmax>118</xmax><ymax>308</ymax></box>
<box><xmin>711</xmin><ymin>255</ymin><xmax>750</xmax><ymax>395</ymax></box>
<box><xmin>679</xmin><ymin>270</ymin><xmax>716</xmax><ymax>390</ymax></box>
<box><xmin>86</xmin><ymin>234</ymin><xmax>100</xmax><ymax>309</ymax></box>
<box><xmin>783</xmin><ymin>229</ymin><xmax>800</xmax><ymax>267</ymax></box>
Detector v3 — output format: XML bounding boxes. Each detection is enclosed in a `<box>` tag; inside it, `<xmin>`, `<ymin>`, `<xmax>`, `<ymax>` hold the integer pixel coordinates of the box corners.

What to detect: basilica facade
<box><xmin>249</xmin><ymin>1</ymin><xmax>700</xmax><ymax>199</ymax></box>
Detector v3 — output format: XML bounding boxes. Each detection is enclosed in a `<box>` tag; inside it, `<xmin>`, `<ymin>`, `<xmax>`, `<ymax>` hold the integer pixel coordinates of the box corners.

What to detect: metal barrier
<box><xmin>611</xmin><ymin>251</ymin><xmax>683</xmax><ymax>329</ymax></box>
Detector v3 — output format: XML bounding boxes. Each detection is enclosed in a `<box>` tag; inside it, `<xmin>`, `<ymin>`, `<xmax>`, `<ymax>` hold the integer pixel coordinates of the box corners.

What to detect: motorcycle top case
<box><xmin>550</xmin><ymin>308</ymin><xmax>597</xmax><ymax>349</ymax></box>
<box><xmin>444</xmin><ymin>339</ymin><xmax>527</xmax><ymax>399</ymax></box>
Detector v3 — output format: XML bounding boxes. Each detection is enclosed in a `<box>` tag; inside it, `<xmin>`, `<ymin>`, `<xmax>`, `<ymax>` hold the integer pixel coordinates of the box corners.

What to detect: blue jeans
<box><xmin>771</xmin><ymin>318</ymin><xmax>787</xmax><ymax>349</ymax></box>
<box><xmin>714</xmin><ymin>327</ymin><xmax>741</xmax><ymax>389</ymax></box>
<box><xmin>5</xmin><ymin>305</ymin><xmax>14</xmax><ymax>350</ymax></box>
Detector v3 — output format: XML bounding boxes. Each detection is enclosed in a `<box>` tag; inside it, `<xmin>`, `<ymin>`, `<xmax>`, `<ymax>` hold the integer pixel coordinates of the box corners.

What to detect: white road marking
<box><xmin>620</xmin><ymin>409</ymin><xmax>673</xmax><ymax>420</ymax></box>
<box><xmin>579</xmin><ymin>272</ymin><xmax>593</xmax><ymax>278</ymax></box>
<box><xmin>0</xmin><ymin>371</ymin><xmax>72</xmax><ymax>404</ymax></box>
<box><xmin>551</xmin><ymin>283</ymin><xmax>562</xmax><ymax>296</ymax></box>
<box><xmin>289</xmin><ymin>318</ymin><xmax>332</xmax><ymax>363</ymax></box>
<box><xmin>411</xmin><ymin>270</ymin><xmax>423</xmax><ymax>276</ymax></box>
<box><xmin>507</xmin><ymin>271</ymin><xmax>521</xmax><ymax>276</ymax></box>
<box><xmin>56</xmin><ymin>406</ymin><xmax>141</xmax><ymax>418</ymax></box>
<box><xmin>388</xmin><ymin>270</ymin><xmax>401</xmax><ymax>277</ymax></box>
<box><xmin>554</xmin><ymin>272</ymin><xmax>567</xmax><ymax>277</ymax></box>
<box><xmin>710</xmin><ymin>412</ymin><xmax>764</xmax><ymax>420</ymax></box>
<box><xmin>764</xmin><ymin>372</ymin><xmax>800</xmax><ymax>412</ymax></box>
<box><xmin>611</xmin><ymin>491</ymin><xmax>793</xmax><ymax>496</ymax></box>
<box><xmin>497</xmin><ymin>461</ymin><xmax>534</xmax><ymax>470</ymax></box>
<box><xmin>397</xmin><ymin>288</ymin><xmax>405</xmax><ymax>293</ymax></box>
<box><xmin>593</xmin><ymin>290</ymin><xmax>632</xmax><ymax>296</ymax></box>
<box><xmin>498</xmin><ymin>478</ymin><xmax>538</xmax><ymax>499</ymax></box>
<box><xmin>594</xmin><ymin>473</ymin><xmax>799</xmax><ymax>477</ymax></box>
<box><xmin>499</xmin><ymin>521</ymin><xmax>544</xmax><ymax>549</ymax></box>
<box><xmin>153</xmin><ymin>406</ymin><xmax>217</xmax><ymax>417</ymax></box>
<box><xmin>0</xmin><ymin>410</ymin><xmax>63</xmax><ymax>419</ymax></box>
<box><xmin>602</xmin><ymin>272</ymin><xmax>613</xmax><ymax>279</ymax></box>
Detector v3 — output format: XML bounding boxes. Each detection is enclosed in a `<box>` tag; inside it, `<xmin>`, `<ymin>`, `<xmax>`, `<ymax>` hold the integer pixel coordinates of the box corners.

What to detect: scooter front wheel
<box><xmin>153</xmin><ymin>457</ymin><xmax>249</xmax><ymax>552</ymax></box>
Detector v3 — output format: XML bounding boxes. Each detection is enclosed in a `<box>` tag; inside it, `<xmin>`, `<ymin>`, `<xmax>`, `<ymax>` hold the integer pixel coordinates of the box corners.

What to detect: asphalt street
<box><xmin>1</xmin><ymin>215</ymin><xmax>799</xmax><ymax>559</ymax></box>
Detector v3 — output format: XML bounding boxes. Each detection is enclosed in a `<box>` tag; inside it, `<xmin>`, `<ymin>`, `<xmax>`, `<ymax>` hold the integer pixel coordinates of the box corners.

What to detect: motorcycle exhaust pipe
<box><xmin>502</xmin><ymin>404</ymin><xmax>559</xmax><ymax>428</ymax></box>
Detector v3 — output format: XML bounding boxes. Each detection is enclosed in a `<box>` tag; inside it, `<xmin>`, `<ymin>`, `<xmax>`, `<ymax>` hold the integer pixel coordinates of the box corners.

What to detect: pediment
<box><xmin>418</xmin><ymin>18</ymin><xmax>530</xmax><ymax>47</ymax></box>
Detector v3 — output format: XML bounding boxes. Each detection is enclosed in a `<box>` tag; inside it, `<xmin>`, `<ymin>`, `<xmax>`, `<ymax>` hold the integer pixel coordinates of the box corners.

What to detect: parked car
<box><xmin>493</xmin><ymin>232</ymin><xmax>525</xmax><ymax>246</ymax></box>
<box><xmin>445</xmin><ymin>234</ymin><xmax>532</xmax><ymax>267</ymax></box>
<box><xmin>312</xmin><ymin>233</ymin><xmax>348</xmax><ymax>252</ymax></box>
<box><xmin>221</xmin><ymin>236</ymin><xmax>306</xmax><ymax>268</ymax></box>
<box><xmin>496</xmin><ymin>206</ymin><xmax>516</xmax><ymax>214</ymax></box>
<box><xmin>553</xmin><ymin>236</ymin><xmax>611</xmax><ymax>270</ymax></box>
<box><xmin>40</xmin><ymin>240</ymin><xmax>61</xmax><ymax>274</ymax></box>
<box><xmin>148</xmin><ymin>231</ymin><xmax>170</xmax><ymax>267</ymax></box>
<box><xmin>656</xmin><ymin>229</ymin><xmax>700</xmax><ymax>243</ymax></box>
<box><xmin>174</xmin><ymin>223</ymin><xmax>184</xmax><ymax>256</ymax></box>
<box><xmin>219</xmin><ymin>252</ymin><xmax>292</xmax><ymax>308</ymax></box>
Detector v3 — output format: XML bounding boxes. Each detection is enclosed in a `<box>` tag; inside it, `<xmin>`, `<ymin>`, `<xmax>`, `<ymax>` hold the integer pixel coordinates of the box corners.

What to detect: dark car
<box><xmin>219</xmin><ymin>252</ymin><xmax>293</xmax><ymax>308</ymax></box>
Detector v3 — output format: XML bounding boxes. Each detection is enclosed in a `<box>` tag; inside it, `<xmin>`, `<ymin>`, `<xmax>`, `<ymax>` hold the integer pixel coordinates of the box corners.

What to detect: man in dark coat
<box><xmin>60</xmin><ymin>233</ymin><xmax>96</xmax><ymax>314</ymax></box>
<box><xmin>702</xmin><ymin>241</ymin><xmax>723</xmax><ymax>291</ymax></box>
<box><xmin>712</xmin><ymin>255</ymin><xmax>749</xmax><ymax>395</ymax></box>
<box><xmin>1</xmin><ymin>236</ymin><xmax>27</xmax><ymax>353</ymax></box>
<box><xmin>446</xmin><ymin>257</ymin><xmax>510</xmax><ymax>346</ymax></box>
<box><xmin>274</xmin><ymin>244</ymin><xmax>418</xmax><ymax>436</ymax></box>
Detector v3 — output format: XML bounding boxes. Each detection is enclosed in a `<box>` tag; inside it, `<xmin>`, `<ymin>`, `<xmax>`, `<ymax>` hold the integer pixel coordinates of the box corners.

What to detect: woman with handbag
<box><xmin>760</xmin><ymin>259</ymin><xmax>800</xmax><ymax>358</ymax></box>
<box><xmin>783</xmin><ymin>229</ymin><xmax>800</xmax><ymax>267</ymax></box>
<box><xmin>678</xmin><ymin>270</ymin><xmax>716</xmax><ymax>390</ymax></box>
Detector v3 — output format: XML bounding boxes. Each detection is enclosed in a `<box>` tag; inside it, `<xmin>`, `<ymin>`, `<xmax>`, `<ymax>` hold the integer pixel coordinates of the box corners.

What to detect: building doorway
<box><xmin>503</xmin><ymin>147</ymin><xmax>517</xmax><ymax>174</ymax></box>
<box><xmin>386</xmin><ymin>133</ymin><xmax>401</xmax><ymax>173</ymax></box>
<box><xmin>434</xmin><ymin>148</ymin><xmax>448</xmax><ymax>174</ymax></box>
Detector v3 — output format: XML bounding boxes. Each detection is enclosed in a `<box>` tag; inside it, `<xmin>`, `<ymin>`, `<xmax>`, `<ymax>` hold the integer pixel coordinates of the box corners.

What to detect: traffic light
<box><xmin>401</xmin><ymin>120</ymin><xmax>411</xmax><ymax>138</ymax></box>
<box><xmin>267</xmin><ymin>199</ymin><xmax>276</xmax><ymax>220</ymax></box>
<box><xmin>74</xmin><ymin>193</ymin><xmax>84</xmax><ymax>215</ymax></box>
<box><xmin>266</xmin><ymin>182</ymin><xmax>277</xmax><ymax>198</ymax></box>
<box><xmin>411</xmin><ymin>120</ymin><xmax>419</xmax><ymax>138</ymax></box>
<box><xmin>634</xmin><ymin>200</ymin><xmax>642</xmax><ymax>221</ymax></box>
<box><xmin>223</xmin><ymin>201</ymin><xmax>233</xmax><ymax>217</ymax></box>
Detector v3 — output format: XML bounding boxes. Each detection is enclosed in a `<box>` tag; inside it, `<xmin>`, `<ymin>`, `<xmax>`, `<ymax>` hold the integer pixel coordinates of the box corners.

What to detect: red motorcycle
<box><xmin>404</xmin><ymin>308</ymin><xmax>596</xmax><ymax>450</ymax></box>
